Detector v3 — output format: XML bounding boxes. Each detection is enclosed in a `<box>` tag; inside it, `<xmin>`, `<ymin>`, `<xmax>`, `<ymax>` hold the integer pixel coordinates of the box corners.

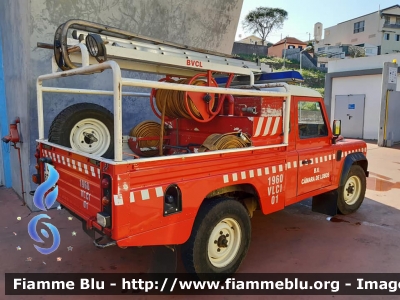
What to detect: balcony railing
<box><xmin>383</xmin><ymin>23</ymin><xmax>400</xmax><ymax>29</ymax></box>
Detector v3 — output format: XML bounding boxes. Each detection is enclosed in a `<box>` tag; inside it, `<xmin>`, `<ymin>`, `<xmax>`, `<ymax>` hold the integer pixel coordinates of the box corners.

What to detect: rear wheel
<box><xmin>48</xmin><ymin>103</ymin><xmax>114</xmax><ymax>158</ymax></box>
<box><xmin>337</xmin><ymin>165</ymin><xmax>366</xmax><ymax>214</ymax></box>
<box><xmin>181</xmin><ymin>198</ymin><xmax>251</xmax><ymax>280</ymax></box>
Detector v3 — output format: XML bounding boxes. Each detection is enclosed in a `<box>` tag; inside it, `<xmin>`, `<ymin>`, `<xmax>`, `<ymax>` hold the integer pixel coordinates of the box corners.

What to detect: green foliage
<box><xmin>299</xmin><ymin>69</ymin><xmax>326</xmax><ymax>89</ymax></box>
<box><xmin>243</xmin><ymin>7</ymin><xmax>288</xmax><ymax>45</ymax></box>
<box><xmin>299</xmin><ymin>102</ymin><xmax>318</xmax><ymax>110</ymax></box>
<box><xmin>307</xmin><ymin>41</ymin><xmax>314</xmax><ymax>53</ymax></box>
<box><xmin>348</xmin><ymin>45</ymin><xmax>365</xmax><ymax>58</ymax></box>
<box><xmin>235</xmin><ymin>54</ymin><xmax>326</xmax><ymax>96</ymax></box>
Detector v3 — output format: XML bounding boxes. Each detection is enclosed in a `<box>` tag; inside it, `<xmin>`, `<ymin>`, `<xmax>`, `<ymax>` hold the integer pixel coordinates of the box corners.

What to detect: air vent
<box><xmin>369</xmin><ymin>34</ymin><xmax>376</xmax><ymax>38</ymax></box>
<box><xmin>351</xmin><ymin>38</ymin><xmax>358</xmax><ymax>42</ymax></box>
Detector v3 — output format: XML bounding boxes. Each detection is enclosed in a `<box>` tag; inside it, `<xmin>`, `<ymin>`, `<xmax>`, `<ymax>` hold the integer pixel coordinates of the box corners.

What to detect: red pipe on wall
<box><xmin>1</xmin><ymin>117</ymin><xmax>25</xmax><ymax>205</ymax></box>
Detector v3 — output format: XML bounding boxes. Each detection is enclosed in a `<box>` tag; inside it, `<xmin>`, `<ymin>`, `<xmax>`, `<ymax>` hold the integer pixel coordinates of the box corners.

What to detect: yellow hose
<box><xmin>129</xmin><ymin>121</ymin><xmax>165</xmax><ymax>157</ymax></box>
<box><xmin>199</xmin><ymin>133</ymin><xmax>251</xmax><ymax>152</ymax></box>
<box><xmin>155</xmin><ymin>78</ymin><xmax>213</xmax><ymax>120</ymax></box>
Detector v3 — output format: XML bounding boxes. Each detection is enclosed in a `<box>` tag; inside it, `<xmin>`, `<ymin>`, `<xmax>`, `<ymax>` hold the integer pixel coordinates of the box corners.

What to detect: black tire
<box><xmin>337</xmin><ymin>165</ymin><xmax>366</xmax><ymax>215</ymax></box>
<box><xmin>48</xmin><ymin>103</ymin><xmax>114</xmax><ymax>158</ymax></box>
<box><xmin>181</xmin><ymin>198</ymin><xmax>251</xmax><ymax>280</ymax></box>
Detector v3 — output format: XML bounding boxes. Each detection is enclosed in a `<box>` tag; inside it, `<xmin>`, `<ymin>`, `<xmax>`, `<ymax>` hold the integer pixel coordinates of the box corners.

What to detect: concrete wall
<box><xmin>0</xmin><ymin>0</ymin><xmax>243</xmax><ymax>210</ymax></box>
<box><xmin>0</xmin><ymin>0</ymin><xmax>31</xmax><ymax>201</ymax></box>
<box><xmin>0</xmin><ymin>29</ymin><xmax>6</xmax><ymax>187</ymax></box>
<box><xmin>231</xmin><ymin>42</ymin><xmax>268</xmax><ymax>56</ymax></box>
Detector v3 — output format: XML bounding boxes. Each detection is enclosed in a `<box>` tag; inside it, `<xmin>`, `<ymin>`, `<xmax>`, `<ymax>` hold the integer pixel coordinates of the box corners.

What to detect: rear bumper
<box><xmin>61</xmin><ymin>204</ymin><xmax>111</xmax><ymax>239</ymax></box>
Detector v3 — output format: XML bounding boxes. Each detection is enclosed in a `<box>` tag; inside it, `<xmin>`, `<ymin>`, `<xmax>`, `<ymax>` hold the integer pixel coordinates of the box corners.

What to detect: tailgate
<box><xmin>41</xmin><ymin>147</ymin><xmax>102</xmax><ymax>220</ymax></box>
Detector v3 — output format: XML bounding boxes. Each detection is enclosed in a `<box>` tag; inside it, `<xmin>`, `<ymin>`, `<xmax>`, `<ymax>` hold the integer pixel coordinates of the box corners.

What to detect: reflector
<box><xmin>102</xmin><ymin>196</ymin><xmax>110</xmax><ymax>206</ymax></box>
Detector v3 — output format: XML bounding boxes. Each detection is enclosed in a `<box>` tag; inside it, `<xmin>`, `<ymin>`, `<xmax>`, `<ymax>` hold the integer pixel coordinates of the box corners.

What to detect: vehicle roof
<box><xmin>259</xmin><ymin>85</ymin><xmax>322</xmax><ymax>98</ymax></box>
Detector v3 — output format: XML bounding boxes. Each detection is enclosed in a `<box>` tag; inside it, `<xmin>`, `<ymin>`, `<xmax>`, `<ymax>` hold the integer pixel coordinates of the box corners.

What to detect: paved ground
<box><xmin>1</xmin><ymin>141</ymin><xmax>400</xmax><ymax>300</ymax></box>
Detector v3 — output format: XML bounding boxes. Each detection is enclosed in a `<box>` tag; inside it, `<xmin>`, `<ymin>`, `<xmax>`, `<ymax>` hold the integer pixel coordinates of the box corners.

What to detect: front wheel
<box><xmin>337</xmin><ymin>165</ymin><xmax>366</xmax><ymax>214</ymax></box>
<box><xmin>181</xmin><ymin>198</ymin><xmax>251</xmax><ymax>280</ymax></box>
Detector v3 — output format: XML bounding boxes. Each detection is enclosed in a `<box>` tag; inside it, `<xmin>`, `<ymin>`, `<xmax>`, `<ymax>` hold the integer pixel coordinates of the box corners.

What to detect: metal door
<box><xmin>334</xmin><ymin>95</ymin><xmax>365</xmax><ymax>138</ymax></box>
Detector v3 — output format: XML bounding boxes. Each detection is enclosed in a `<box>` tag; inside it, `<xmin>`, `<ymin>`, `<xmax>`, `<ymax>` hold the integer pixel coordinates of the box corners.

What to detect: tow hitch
<box><xmin>93</xmin><ymin>237</ymin><xmax>116</xmax><ymax>249</ymax></box>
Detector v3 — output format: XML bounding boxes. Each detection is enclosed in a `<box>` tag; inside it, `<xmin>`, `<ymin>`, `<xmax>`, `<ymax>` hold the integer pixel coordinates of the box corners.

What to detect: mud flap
<box><xmin>148</xmin><ymin>246</ymin><xmax>177</xmax><ymax>273</ymax></box>
<box><xmin>312</xmin><ymin>190</ymin><xmax>338</xmax><ymax>216</ymax></box>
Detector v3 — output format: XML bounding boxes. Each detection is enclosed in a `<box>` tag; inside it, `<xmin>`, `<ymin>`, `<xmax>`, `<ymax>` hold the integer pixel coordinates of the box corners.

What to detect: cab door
<box><xmin>296</xmin><ymin>99</ymin><xmax>334</xmax><ymax>196</ymax></box>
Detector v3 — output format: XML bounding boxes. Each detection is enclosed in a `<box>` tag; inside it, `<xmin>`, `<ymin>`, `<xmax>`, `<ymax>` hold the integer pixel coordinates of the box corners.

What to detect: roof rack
<box><xmin>37</xmin><ymin>19</ymin><xmax>272</xmax><ymax>80</ymax></box>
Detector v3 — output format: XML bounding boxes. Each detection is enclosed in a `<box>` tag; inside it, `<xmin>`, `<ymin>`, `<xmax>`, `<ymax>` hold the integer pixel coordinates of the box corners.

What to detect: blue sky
<box><xmin>236</xmin><ymin>0</ymin><xmax>400</xmax><ymax>43</ymax></box>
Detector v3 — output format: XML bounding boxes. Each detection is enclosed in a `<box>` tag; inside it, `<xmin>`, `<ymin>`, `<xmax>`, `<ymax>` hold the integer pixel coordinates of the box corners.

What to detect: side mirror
<box><xmin>332</xmin><ymin>120</ymin><xmax>342</xmax><ymax>144</ymax></box>
<box><xmin>332</xmin><ymin>120</ymin><xmax>341</xmax><ymax>136</ymax></box>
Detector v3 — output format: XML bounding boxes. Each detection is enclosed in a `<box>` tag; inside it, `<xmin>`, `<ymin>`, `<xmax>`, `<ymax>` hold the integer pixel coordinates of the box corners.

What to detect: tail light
<box><xmin>98</xmin><ymin>174</ymin><xmax>112</xmax><ymax>228</ymax></box>
<box><xmin>101</xmin><ymin>177</ymin><xmax>110</xmax><ymax>189</ymax></box>
<box><xmin>102</xmin><ymin>196</ymin><xmax>110</xmax><ymax>206</ymax></box>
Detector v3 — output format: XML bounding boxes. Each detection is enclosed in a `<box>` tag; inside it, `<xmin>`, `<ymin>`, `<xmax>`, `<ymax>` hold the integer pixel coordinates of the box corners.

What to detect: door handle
<box><xmin>302</xmin><ymin>159</ymin><xmax>312</xmax><ymax>165</ymax></box>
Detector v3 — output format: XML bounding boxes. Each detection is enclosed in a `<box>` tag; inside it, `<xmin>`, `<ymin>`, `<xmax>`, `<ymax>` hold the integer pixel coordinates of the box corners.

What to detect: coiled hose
<box><xmin>129</xmin><ymin>121</ymin><xmax>165</xmax><ymax>157</ymax></box>
<box><xmin>155</xmin><ymin>78</ymin><xmax>215</xmax><ymax>120</ymax></box>
<box><xmin>199</xmin><ymin>133</ymin><xmax>251</xmax><ymax>152</ymax></box>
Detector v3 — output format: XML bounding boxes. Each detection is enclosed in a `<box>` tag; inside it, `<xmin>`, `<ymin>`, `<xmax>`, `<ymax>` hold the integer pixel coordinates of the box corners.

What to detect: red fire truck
<box><xmin>32</xmin><ymin>20</ymin><xmax>368</xmax><ymax>278</ymax></box>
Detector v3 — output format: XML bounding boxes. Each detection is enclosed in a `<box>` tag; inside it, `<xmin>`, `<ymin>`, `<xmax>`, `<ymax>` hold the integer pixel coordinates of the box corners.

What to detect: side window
<box><xmin>298</xmin><ymin>101</ymin><xmax>328</xmax><ymax>138</ymax></box>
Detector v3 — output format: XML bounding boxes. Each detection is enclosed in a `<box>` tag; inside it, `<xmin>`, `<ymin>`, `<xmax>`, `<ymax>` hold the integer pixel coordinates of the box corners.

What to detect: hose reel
<box><xmin>198</xmin><ymin>132</ymin><xmax>252</xmax><ymax>152</ymax></box>
<box><xmin>128</xmin><ymin>121</ymin><xmax>166</xmax><ymax>157</ymax></box>
<box><xmin>151</xmin><ymin>74</ymin><xmax>224</xmax><ymax>123</ymax></box>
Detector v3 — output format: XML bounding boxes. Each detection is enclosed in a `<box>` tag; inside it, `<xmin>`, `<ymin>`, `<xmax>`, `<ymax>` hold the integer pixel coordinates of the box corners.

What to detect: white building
<box><xmin>237</xmin><ymin>35</ymin><xmax>271</xmax><ymax>45</ymax></box>
<box><xmin>322</xmin><ymin>5</ymin><xmax>400</xmax><ymax>55</ymax></box>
